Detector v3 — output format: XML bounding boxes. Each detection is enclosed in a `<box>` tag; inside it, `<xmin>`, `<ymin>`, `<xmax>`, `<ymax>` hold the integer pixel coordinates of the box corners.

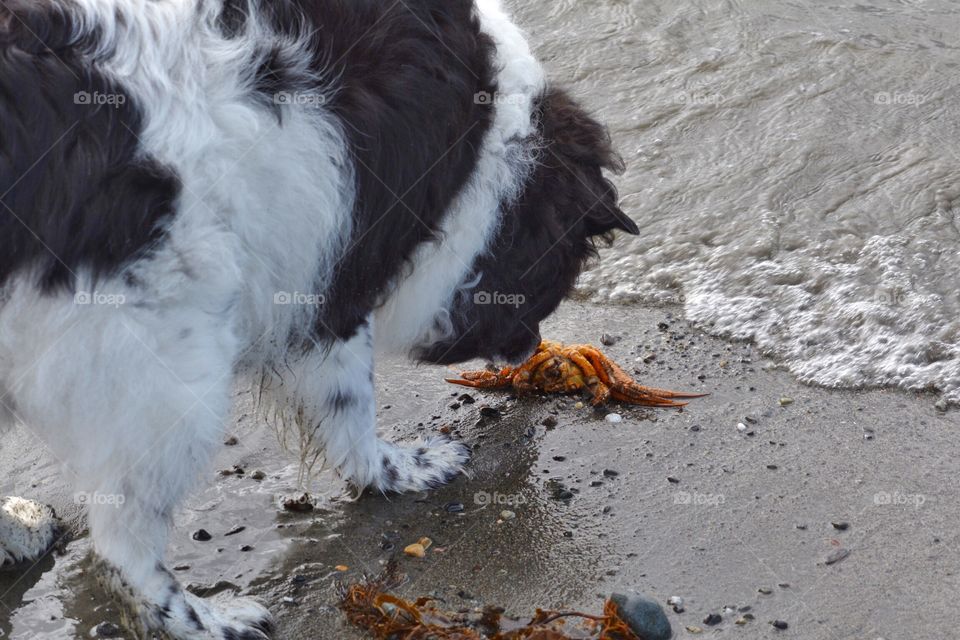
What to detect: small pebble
<box><xmin>667</xmin><ymin>595</ymin><xmax>684</xmax><ymax>613</ymax></box>
<box><xmin>93</xmin><ymin>622</ymin><xmax>121</xmax><ymax>638</ymax></box>
<box><xmin>778</xmin><ymin>397</ymin><xmax>794</xmax><ymax>406</ymax></box>
<box><xmin>758</xmin><ymin>587</ymin><xmax>773</xmax><ymax>595</ymax></box>
<box><xmin>223</xmin><ymin>436</ymin><xmax>239</xmax><ymax>446</ymax></box>
<box><xmin>283</xmin><ymin>494</ymin><xmax>314</xmax><ymax>513</ymax></box>
<box><xmin>736</xmin><ymin>422</ymin><xmax>748</xmax><ymax>432</ymax></box>
<box><xmin>250</xmin><ymin>470</ymin><xmax>266</xmax><ymax>481</ymax></box>
<box><xmin>772</xmin><ymin>620</ymin><xmax>789</xmax><ymax>630</ymax></box>
<box><xmin>192</xmin><ymin>529</ymin><xmax>212</xmax><ymax>542</ymax></box>
<box><xmin>404</xmin><ymin>537</ymin><xmax>433</xmax><ymax>558</ymax></box>
<box><xmin>685</xmin><ymin>626</ymin><xmax>703</xmax><ymax>634</ymax></box>
<box><xmin>600</xmin><ymin>333</ymin><xmax>621</xmax><ymax>346</ymax></box>
<box><xmin>500</xmin><ymin>510</ymin><xmax>516</xmax><ymax>520</ymax></box>
<box><xmin>224</xmin><ymin>526</ymin><xmax>246</xmax><ymax>537</ymax></box>
<box><xmin>703</xmin><ymin>613</ymin><xmax>722</xmax><ymax>626</ymax></box>
<box><xmin>445</xmin><ymin>502</ymin><xmax>465</xmax><ymax>514</ymax></box>
<box><xmin>541</xmin><ymin>416</ymin><xmax>558</xmax><ymax>428</ymax></box>
<box><xmin>831</xmin><ymin>521</ymin><xmax>850</xmax><ymax>531</ymax></box>
<box><xmin>479</xmin><ymin>405</ymin><xmax>502</xmax><ymax>418</ymax></box>
<box><xmin>574</xmin><ymin>401</ymin><xmax>585</xmax><ymax>409</ymax></box>
<box><xmin>825</xmin><ymin>548</ymin><xmax>850</xmax><ymax>565</ymax></box>
<box><xmin>605</xmin><ymin>413</ymin><xmax>624</xmax><ymax>423</ymax></box>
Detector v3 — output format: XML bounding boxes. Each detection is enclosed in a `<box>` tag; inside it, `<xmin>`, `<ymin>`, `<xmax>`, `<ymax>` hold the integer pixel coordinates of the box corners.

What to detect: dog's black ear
<box><xmin>587</xmin><ymin>201</ymin><xmax>640</xmax><ymax>236</ymax></box>
<box><xmin>538</xmin><ymin>88</ymin><xmax>640</xmax><ymax>238</ymax></box>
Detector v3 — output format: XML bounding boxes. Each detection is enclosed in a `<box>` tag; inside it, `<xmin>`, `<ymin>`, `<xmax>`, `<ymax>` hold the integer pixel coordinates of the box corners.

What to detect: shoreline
<box><xmin>0</xmin><ymin>300</ymin><xmax>955</xmax><ymax>639</ymax></box>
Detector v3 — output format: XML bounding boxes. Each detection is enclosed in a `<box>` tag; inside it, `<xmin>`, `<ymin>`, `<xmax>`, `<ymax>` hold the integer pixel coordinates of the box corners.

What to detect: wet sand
<box><xmin>0</xmin><ymin>301</ymin><xmax>956</xmax><ymax>639</ymax></box>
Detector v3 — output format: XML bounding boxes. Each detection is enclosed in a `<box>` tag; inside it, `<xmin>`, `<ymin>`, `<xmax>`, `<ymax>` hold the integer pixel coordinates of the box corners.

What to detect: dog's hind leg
<box><xmin>3</xmin><ymin>291</ymin><xmax>273</xmax><ymax>639</ymax></box>
<box><xmin>267</xmin><ymin>318</ymin><xmax>470</xmax><ymax>494</ymax></box>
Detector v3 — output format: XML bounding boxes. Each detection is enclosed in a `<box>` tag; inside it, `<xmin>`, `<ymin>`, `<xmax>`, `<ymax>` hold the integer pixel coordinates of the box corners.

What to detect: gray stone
<box><xmin>611</xmin><ymin>593</ymin><xmax>672</xmax><ymax>640</ymax></box>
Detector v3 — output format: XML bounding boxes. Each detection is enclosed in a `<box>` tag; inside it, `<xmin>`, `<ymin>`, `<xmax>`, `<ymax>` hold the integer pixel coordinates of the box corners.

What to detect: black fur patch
<box><xmin>185</xmin><ymin>604</ymin><xmax>204</xmax><ymax>631</ymax></box>
<box><xmin>418</xmin><ymin>88</ymin><xmax>639</xmax><ymax>364</ymax></box>
<box><xmin>382</xmin><ymin>455</ymin><xmax>400</xmax><ymax>486</ymax></box>
<box><xmin>217</xmin><ymin>0</ymin><xmax>250</xmax><ymax>38</ymax></box>
<box><xmin>264</xmin><ymin>0</ymin><xmax>498</xmax><ymax>341</ymax></box>
<box><xmin>0</xmin><ymin>3</ymin><xmax>178</xmax><ymax>292</ymax></box>
<box><xmin>327</xmin><ymin>389</ymin><xmax>357</xmax><ymax>415</ymax></box>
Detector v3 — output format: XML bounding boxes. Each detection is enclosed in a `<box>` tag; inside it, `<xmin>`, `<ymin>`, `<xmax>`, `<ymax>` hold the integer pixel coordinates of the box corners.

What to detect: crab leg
<box><xmin>579</xmin><ymin>346</ymin><xmax>706</xmax><ymax>408</ymax></box>
<box><xmin>562</xmin><ymin>348</ymin><xmax>610</xmax><ymax>405</ymax></box>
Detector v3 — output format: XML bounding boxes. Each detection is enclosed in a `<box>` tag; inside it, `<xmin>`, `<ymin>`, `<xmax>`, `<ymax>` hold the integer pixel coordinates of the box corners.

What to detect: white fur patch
<box><xmin>0</xmin><ymin>497</ymin><xmax>59</xmax><ymax>567</ymax></box>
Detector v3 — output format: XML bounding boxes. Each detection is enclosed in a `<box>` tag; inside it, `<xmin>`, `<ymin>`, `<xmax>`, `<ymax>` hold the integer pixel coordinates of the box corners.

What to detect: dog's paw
<box><xmin>372</xmin><ymin>437</ymin><xmax>471</xmax><ymax>493</ymax></box>
<box><xmin>203</xmin><ymin>594</ymin><xmax>275</xmax><ymax>640</ymax></box>
<box><xmin>164</xmin><ymin>592</ymin><xmax>275</xmax><ymax>639</ymax></box>
<box><xmin>0</xmin><ymin>496</ymin><xmax>60</xmax><ymax>567</ymax></box>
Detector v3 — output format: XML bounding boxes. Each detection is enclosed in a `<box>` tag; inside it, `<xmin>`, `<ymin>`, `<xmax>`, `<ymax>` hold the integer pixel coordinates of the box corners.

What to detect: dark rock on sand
<box><xmin>825</xmin><ymin>548</ymin><xmax>850</xmax><ymax>565</ymax></box>
<box><xmin>479</xmin><ymin>406</ymin><xmax>502</xmax><ymax>419</ymax></box>
<box><xmin>610</xmin><ymin>593</ymin><xmax>672</xmax><ymax>640</ymax></box>
<box><xmin>703</xmin><ymin>612</ymin><xmax>723</xmax><ymax>626</ymax></box>
<box><xmin>93</xmin><ymin>622</ymin><xmax>121</xmax><ymax>638</ymax></box>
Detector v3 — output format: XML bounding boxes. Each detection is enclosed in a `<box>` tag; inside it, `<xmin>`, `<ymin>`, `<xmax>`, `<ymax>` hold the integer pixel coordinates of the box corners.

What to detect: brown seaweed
<box><xmin>338</xmin><ymin>564</ymin><xmax>643</xmax><ymax>640</ymax></box>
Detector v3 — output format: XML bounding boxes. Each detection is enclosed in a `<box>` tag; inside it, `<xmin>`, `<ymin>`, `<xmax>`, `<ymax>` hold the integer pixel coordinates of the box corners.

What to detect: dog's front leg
<box><xmin>275</xmin><ymin>319</ymin><xmax>470</xmax><ymax>494</ymax></box>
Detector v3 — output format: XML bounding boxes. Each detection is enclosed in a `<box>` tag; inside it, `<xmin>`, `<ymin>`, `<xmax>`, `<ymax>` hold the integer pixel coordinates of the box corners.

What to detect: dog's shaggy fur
<box><xmin>0</xmin><ymin>0</ymin><xmax>638</xmax><ymax>636</ymax></box>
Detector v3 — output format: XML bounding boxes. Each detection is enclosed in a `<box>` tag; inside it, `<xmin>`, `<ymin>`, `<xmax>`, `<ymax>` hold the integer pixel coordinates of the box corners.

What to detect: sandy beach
<box><xmin>1</xmin><ymin>300</ymin><xmax>955</xmax><ymax>639</ymax></box>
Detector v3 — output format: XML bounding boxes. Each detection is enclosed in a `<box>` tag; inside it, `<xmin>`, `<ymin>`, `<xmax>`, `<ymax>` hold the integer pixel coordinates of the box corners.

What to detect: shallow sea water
<box><xmin>517</xmin><ymin>0</ymin><xmax>960</xmax><ymax>404</ymax></box>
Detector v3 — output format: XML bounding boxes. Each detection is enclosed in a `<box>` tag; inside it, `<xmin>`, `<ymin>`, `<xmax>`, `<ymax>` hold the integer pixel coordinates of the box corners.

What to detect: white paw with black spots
<box><xmin>207</xmin><ymin>595</ymin><xmax>275</xmax><ymax>640</ymax></box>
<box><xmin>376</xmin><ymin>437</ymin><xmax>471</xmax><ymax>493</ymax></box>
<box><xmin>161</xmin><ymin>592</ymin><xmax>275</xmax><ymax>639</ymax></box>
<box><xmin>0</xmin><ymin>496</ymin><xmax>60</xmax><ymax>567</ymax></box>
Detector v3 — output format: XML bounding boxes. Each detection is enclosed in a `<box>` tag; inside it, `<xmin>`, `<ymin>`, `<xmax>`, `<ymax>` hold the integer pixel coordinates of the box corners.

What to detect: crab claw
<box><xmin>445</xmin><ymin>370</ymin><xmax>510</xmax><ymax>389</ymax></box>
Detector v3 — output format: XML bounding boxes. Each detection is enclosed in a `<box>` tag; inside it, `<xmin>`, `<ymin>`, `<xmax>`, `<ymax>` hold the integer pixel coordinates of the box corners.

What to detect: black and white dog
<box><xmin>0</xmin><ymin>0</ymin><xmax>638</xmax><ymax>636</ymax></box>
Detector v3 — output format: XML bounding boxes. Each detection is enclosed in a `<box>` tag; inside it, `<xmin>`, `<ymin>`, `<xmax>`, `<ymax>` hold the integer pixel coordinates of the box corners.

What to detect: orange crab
<box><xmin>446</xmin><ymin>340</ymin><xmax>706</xmax><ymax>408</ymax></box>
